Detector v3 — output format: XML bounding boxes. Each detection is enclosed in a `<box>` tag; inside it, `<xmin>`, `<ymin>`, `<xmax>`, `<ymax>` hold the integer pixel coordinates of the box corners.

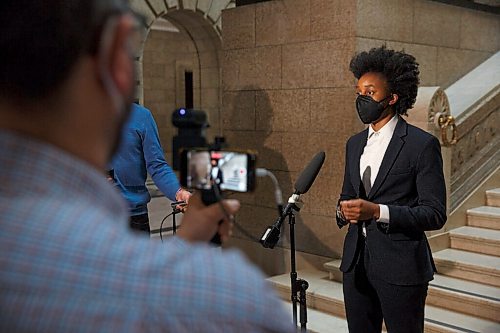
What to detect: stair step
<box><xmin>486</xmin><ymin>188</ymin><xmax>500</xmax><ymax>207</ymax></box>
<box><xmin>324</xmin><ymin>259</ymin><xmax>500</xmax><ymax>321</ymax></box>
<box><xmin>467</xmin><ymin>206</ymin><xmax>500</xmax><ymax>230</ymax></box>
<box><xmin>449</xmin><ymin>226</ymin><xmax>500</xmax><ymax>256</ymax></box>
<box><xmin>433</xmin><ymin>248</ymin><xmax>500</xmax><ymax>287</ymax></box>
<box><xmin>269</xmin><ymin>269</ymin><xmax>500</xmax><ymax>333</ymax></box>
<box><xmin>323</xmin><ymin>259</ymin><xmax>343</xmax><ymax>282</ymax></box>
<box><xmin>269</xmin><ymin>270</ymin><xmax>346</xmax><ymax>318</ymax></box>
<box><xmin>425</xmin><ymin>305</ymin><xmax>500</xmax><ymax>333</ymax></box>
<box><xmin>429</xmin><ymin>274</ymin><xmax>500</xmax><ymax>322</ymax></box>
<box><xmin>280</xmin><ymin>301</ymin><xmax>349</xmax><ymax>333</ymax></box>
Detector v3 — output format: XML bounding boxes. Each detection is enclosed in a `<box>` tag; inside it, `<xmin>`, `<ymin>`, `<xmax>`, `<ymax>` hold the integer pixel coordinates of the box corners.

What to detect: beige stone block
<box><xmin>148</xmin><ymin>50</ymin><xmax>168</xmax><ymax>64</ymax></box>
<box><xmin>437</xmin><ymin>47</ymin><xmax>491</xmax><ymax>88</ymax></box>
<box><xmin>282</xmin><ymin>38</ymin><xmax>354</xmax><ymax>89</ymax></box>
<box><xmin>222</xmin><ymin>5</ymin><xmax>255</xmax><ymax>50</ymax></box>
<box><xmin>220</xmin><ymin>129</ymin><xmax>288</xmax><ymax>172</ymax></box>
<box><xmin>280</xmin><ymin>134</ymin><xmax>316</xmax><ymax>173</ymax></box>
<box><xmin>143</xmin><ymin>77</ymin><xmax>166</xmax><ymax>90</ymax></box>
<box><xmin>294</xmin><ymin>213</ymin><xmax>342</xmax><ymax>258</ymax></box>
<box><xmin>145</xmin><ymin>89</ymin><xmax>167</xmax><ymax>103</ymax></box>
<box><xmin>197</xmin><ymin>0</ymin><xmax>212</xmax><ymax>14</ymax></box>
<box><xmin>192</xmin><ymin>87</ymin><xmax>202</xmax><ymax>108</ymax></box>
<box><xmin>223</xmin><ymin>46</ymin><xmax>281</xmax><ymax>90</ymax></box>
<box><xmin>130</xmin><ymin>0</ymin><xmax>156</xmax><ymax>26</ymax></box>
<box><xmin>389</xmin><ymin>42</ymin><xmax>438</xmax><ymax>87</ymax></box>
<box><xmin>310</xmin><ymin>0</ymin><xmax>356</xmax><ymax>40</ymax></box>
<box><xmin>147</xmin><ymin>0</ymin><xmax>167</xmax><ymax>15</ymax></box>
<box><xmin>204</xmin><ymin>105</ymin><xmax>221</xmax><ymax>131</ymax></box>
<box><xmin>261</xmin><ymin>135</ymin><xmax>288</xmax><ymax>172</ymax></box>
<box><xmin>313</xmin><ymin>135</ymin><xmax>346</xmax><ymax>178</ymax></box>
<box><xmin>165</xmin><ymin>0</ymin><xmax>179</xmax><ymax>10</ymax></box>
<box><xmin>209</xmin><ymin>0</ymin><xmax>232</xmax><ymax>24</ymax></box>
<box><xmin>222</xmin><ymin>90</ymin><xmax>256</xmax><ymax>131</ymax></box>
<box><xmin>413</xmin><ymin>0</ymin><xmax>461</xmax><ymax>48</ymax></box>
<box><xmin>143</xmin><ymin>63</ymin><xmax>165</xmax><ymax>79</ymax></box>
<box><xmin>256</xmin><ymin>89</ymin><xmax>310</xmax><ymax>132</ymax></box>
<box><xmin>460</xmin><ymin>10</ymin><xmax>500</xmax><ymax>52</ymax></box>
<box><xmin>255</xmin><ymin>0</ymin><xmax>310</xmax><ymax>46</ymax></box>
<box><xmin>163</xmin><ymin>65</ymin><xmax>176</xmax><ymax>81</ymax></box>
<box><xmin>255</xmin><ymin>46</ymin><xmax>282</xmax><ymax>89</ymax></box>
<box><xmin>199</xmin><ymin>50</ymin><xmax>220</xmax><ymax>69</ymax></box>
<box><xmin>222</xmin><ymin>50</ymin><xmax>243</xmax><ymax>90</ymax></box>
<box><xmin>356</xmin><ymin>0</ymin><xmax>413</xmax><ymax>43</ymax></box>
<box><xmin>182</xmin><ymin>0</ymin><xmax>197</xmax><ymax>11</ymax></box>
<box><xmin>232</xmin><ymin>204</ymin><xmax>277</xmax><ymax>240</ymax></box>
<box><xmin>200</xmin><ymin>68</ymin><xmax>220</xmax><ymax>89</ymax></box>
<box><xmin>195</xmin><ymin>36</ymin><xmax>222</xmax><ymax>54</ymax></box>
<box><xmin>200</xmin><ymin>88</ymin><xmax>220</xmax><ymax>108</ymax></box>
<box><xmin>230</xmin><ymin>48</ymin><xmax>255</xmax><ymax>89</ymax></box>
<box><xmin>310</xmin><ymin>87</ymin><xmax>358</xmax><ymax>134</ymax></box>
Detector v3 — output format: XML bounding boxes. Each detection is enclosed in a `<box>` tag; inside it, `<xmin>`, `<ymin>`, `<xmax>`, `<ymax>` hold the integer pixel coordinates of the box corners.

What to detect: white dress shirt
<box><xmin>360</xmin><ymin>114</ymin><xmax>399</xmax><ymax>229</ymax></box>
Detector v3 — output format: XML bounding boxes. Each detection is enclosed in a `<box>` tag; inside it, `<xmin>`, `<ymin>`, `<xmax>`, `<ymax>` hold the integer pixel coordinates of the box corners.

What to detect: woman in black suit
<box><xmin>336</xmin><ymin>46</ymin><xmax>447</xmax><ymax>333</ymax></box>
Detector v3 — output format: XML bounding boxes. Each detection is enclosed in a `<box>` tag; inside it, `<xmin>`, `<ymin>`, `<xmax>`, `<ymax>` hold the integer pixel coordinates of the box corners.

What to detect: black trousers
<box><xmin>130</xmin><ymin>213</ymin><xmax>150</xmax><ymax>233</ymax></box>
<box><xmin>343</xmin><ymin>239</ymin><xmax>428</xmax><ymax>333</ymax></box>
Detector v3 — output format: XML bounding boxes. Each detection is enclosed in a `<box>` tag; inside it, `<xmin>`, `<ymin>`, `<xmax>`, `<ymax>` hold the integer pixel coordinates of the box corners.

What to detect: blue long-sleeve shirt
<box><xmin>110</xmin><ymin>104</ymin><xmax>180</xmax><ymax>216</ymax></box>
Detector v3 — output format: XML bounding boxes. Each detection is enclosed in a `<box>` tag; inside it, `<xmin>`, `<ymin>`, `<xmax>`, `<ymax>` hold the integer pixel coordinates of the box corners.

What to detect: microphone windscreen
<box><xmin>294</xmin><ymin>151</ymin><xmax>325</xmax><ymax>194</ymax></box>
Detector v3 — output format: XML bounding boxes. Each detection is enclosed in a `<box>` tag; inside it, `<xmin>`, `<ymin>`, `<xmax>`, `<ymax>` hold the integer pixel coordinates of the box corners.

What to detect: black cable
<box><xmin>159</xmin><ymin>211</ymin><xmax>175</xmax><ymax>242</ymax></box>
<box><xmin>212</xmin><ymin>187</ymin><xmax>262</xmax><ymax>243</ymax></box>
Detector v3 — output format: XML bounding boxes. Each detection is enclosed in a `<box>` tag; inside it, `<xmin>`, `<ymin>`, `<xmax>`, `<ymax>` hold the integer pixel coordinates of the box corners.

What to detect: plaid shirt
<box><xmin>0</xmin><ymin>130</ymin><xmax>294</xmax><ymax>332</ymax></box>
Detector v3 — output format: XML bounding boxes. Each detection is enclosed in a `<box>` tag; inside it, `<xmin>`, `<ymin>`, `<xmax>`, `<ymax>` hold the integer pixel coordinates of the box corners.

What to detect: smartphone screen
<box><xmin>182</xmin><ymin>150</ymin><xmax>255</xmax><ymax>192</ymax></box>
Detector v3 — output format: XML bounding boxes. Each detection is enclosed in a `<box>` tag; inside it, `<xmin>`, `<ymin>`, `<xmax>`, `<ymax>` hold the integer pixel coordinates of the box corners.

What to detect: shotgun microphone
<box><xmin>260</xmin><ymin>151</ymin><xmax>325</xmax><ymax>248</ymax></box>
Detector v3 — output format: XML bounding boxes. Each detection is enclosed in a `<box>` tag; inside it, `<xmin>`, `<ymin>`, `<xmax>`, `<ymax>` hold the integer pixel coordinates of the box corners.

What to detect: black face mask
<box><xmin>355</xmin><ymin>95</ymin><xmax>392</xmax><ymax>124</ymax></box>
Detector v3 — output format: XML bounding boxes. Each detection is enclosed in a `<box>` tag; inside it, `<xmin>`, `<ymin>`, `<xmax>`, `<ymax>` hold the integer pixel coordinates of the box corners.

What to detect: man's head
<box><xmin>0</xmin><ymin>0</ymin><xmax>140</xmax><ymax>168</ymax></box>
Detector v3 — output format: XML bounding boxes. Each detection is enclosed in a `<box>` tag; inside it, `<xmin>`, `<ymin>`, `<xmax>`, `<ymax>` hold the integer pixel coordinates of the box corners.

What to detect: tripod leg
<box><xmin>297</xmin><ymin>279</ymin><xmax>309</xmax><ymax>331</ymax></box>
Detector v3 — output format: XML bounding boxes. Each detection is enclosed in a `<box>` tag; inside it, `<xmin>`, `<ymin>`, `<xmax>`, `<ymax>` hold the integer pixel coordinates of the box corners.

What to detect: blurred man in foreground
<box><xmin>0</xmin><ymin>1</ymin><xmax>293</xmax><ymax>332</ymax></box>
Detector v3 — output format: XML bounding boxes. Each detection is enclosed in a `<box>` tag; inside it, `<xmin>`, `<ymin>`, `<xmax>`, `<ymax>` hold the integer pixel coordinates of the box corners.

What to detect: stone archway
<box><xmin>130</xmin><ymin>0</ymin><xmax>235</xmax><ymax>160</ymax></box>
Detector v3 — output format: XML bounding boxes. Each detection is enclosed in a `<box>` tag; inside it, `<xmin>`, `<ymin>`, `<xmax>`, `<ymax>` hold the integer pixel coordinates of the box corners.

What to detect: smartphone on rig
<box><xmin>180</xmin><ymin>149</ymin><xmax>257</xmax><ymax>245</ymax></box>
<box><xmin>180</xmin><ymin>149</ymin><xmax>257</xmax><ymax>193</ymax></box>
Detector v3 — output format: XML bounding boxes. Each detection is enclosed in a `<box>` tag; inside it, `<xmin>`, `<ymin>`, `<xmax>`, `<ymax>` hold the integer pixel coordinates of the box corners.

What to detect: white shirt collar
<box><xmin>368</xmin><ymin>114</ymin><xmax>399</xmax><ymax>139</ymax></box>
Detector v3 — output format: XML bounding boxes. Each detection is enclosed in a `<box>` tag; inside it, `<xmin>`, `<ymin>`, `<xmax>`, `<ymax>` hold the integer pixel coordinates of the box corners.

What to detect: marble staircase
<box><xmin>268</xmin><ymin>188</ymin><xmax>500</xmax><ymax>332</ymax></box>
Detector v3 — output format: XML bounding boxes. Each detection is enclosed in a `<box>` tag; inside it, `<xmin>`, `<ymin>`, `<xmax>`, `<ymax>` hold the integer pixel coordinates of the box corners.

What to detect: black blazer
<box><xmin>337</xmin><ymin>117</ymin><xmax>447</xmax><ymax>285</ymax></box>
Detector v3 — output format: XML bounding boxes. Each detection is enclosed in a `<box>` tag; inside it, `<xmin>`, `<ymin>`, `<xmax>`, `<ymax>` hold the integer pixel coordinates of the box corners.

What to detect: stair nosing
<box><xmin>467</xmin><ymin>206</ymin><xmax>500</xmax><ymax>217</ymax></box>
<box><xmin>269</xmin><ymin>269</ymin><xmax>500</xmax><ymax>332</ymax></box>
<box><xmin>325</xmin><ymin>260</ymin><xmax>500</xmax><ymax>303</ymax></box>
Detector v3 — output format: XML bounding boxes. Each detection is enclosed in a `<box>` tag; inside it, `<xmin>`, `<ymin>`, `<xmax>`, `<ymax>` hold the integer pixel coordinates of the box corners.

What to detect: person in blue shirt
<box><xmin>110</xmin><ymin>103</ymin><xmax>191</xmax><ymax>233</ymax></box>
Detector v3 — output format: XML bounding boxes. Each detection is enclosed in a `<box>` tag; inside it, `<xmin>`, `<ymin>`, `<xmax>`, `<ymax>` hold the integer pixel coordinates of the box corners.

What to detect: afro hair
<box><xmin>349</xmin><ymin>46</ymin><xmax>420</xmax><ymax>116</ymax></box>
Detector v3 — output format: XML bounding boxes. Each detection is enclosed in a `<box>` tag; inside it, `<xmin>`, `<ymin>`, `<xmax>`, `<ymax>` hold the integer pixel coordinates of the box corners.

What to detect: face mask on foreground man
<box><xmin>0</xmin><ymin>1</ymin><xmax>294</xmax><ymax>332</ymax></box>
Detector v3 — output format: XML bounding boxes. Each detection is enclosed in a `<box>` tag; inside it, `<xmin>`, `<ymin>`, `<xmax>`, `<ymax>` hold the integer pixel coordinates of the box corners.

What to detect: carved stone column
<box><xmin>408</xmin><ymin>86</ymin><xmax>453</xmax><ymax>216</ymax></box>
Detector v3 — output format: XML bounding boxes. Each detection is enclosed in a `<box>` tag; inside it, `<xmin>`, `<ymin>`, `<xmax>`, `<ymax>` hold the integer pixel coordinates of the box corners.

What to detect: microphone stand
<box><xmin>170</xmin><ymin>202</ymin><xmax>183</xmax><ymax>235</ymax></box>
<box><xmin>260</xmin><ymin>151</ymin><xmax>325</xmax><ymax>331</ymax></box>
<box><xmin>285</xmin><ymin>199</ymin><xmax>308</xmax><ymax>332</ymax></box>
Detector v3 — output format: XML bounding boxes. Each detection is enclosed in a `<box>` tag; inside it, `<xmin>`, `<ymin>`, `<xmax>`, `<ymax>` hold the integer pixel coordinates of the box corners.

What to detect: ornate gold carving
<box><xmin>436</xmin><ymin>114</ymin><xmax>457</xmax><ymax>146</ymax></box>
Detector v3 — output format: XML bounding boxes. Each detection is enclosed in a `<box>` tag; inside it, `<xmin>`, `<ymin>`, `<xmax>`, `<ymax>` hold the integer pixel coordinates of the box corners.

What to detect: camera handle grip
<box><xmin>201</xmin><ymin>188</ymin><xmax>223</xmax><ymax>246</ymax></box>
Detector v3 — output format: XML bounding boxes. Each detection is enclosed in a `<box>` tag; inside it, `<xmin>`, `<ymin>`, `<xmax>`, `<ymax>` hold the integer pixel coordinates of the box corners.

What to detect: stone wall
<box><xmin>222</xmin><ymin>0</ymin><xmax>359</xmax><ymax>270</ymax></box>
<box><xmin>130</xmin><ymin>0</ymin><xmax>232</xmax><ymax>162</ymax></box>
<box><xmin>221</xmin><ymin>0</ymin><xmax>499</xmax><ymax>274</ymax></box>
<box><xmin>356</xmin><ymin>0</ymin><xmax>499</xmax><ymax>88</ymax></box>
<box><xmin>143</xmin><ymin>27</ymin><xmax>199</xmax><ymax>157</ymax></box>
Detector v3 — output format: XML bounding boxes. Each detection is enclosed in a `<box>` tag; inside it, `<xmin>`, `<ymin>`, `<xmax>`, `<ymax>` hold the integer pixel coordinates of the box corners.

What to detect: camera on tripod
<box><xmin>172</xmin><ymin>108</ymin><xmax>256</xmax><ymax>193</ymax></box>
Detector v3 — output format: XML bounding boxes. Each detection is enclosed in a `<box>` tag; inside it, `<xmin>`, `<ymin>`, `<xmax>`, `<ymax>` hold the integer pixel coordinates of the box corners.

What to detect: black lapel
<box><xmin>369</xmin><ymin>117</ymin><xmax>407</xmax><ymax>198</ymax></box>
<box><xmin>351</xmin><ymin>129</ymin><xmax>368</xmax><ymax>198</ymax></box>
